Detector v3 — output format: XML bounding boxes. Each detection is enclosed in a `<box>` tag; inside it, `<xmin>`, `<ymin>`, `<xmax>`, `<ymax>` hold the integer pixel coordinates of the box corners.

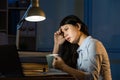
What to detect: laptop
<box><xmin>0</xmin><ymin>45</ymin><xmax>24</xmax><ymax>77</ymax></box>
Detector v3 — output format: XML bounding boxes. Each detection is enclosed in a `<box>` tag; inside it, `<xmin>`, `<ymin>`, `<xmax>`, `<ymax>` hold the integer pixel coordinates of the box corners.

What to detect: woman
<box><xmin>52</xmin><ymin>15</ymin><xmax>112</xmax><ymax>80</ymax></box>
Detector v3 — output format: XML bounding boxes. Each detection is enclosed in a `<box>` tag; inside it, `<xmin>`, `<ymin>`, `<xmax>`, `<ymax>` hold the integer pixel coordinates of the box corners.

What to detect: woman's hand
<box><xmin>52</xmin><ymin>28</ymin><xmax>65</xmax><ymax>54</ymax></box>
<box><xmin>52</xmin><ymin>56</ymin><xmax>65</xmax><ymax>70</ymax></box>
<box><xmin>54</xmin><ymin>28</ymin><xmax>65</xmax><ymax>46</ymax></box>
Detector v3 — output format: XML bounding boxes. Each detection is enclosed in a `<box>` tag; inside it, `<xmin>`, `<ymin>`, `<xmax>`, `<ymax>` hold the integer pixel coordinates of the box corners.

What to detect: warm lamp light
<box><xmin>25</xmin><ymin>0</ymin><xmax>46</xmax><ymax>22</ymax></box>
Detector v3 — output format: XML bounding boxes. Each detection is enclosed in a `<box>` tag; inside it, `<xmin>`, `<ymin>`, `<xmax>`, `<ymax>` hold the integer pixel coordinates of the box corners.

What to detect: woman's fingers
<box><xmin>55</xmin><ymin>28</ymin><xmax>63</xmax><ymax>35</ymax></box>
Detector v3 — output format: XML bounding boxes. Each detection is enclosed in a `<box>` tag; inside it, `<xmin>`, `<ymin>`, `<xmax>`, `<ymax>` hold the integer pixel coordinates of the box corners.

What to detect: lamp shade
<box><xmin>25</xmin><ymin>0</ymin><xmax>46</xmax><ymax>22</ymax></box>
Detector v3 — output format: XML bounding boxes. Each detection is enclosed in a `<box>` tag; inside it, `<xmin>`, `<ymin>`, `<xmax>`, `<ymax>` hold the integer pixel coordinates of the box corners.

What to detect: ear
<box><xmin>76</xmin><ymin>23</ymin><xmax>81</xmax><ymax>30</ymax></box>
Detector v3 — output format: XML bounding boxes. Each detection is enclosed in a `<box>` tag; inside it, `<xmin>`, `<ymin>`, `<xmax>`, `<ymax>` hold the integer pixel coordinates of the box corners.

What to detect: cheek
<box><xmin>67</xmin><ymin>28</ymin><xmax>78</xmax><ymax>38</ymax></box>
<box><xmin>70</xmin><ymin>30</ymin><xmax>78</xmax><ymax>37</ymax></box>
<box><xmin>71</xmin><ymin>31</ymin><xmax>80</xmax><ymax>41</ymax></box>
<box><xmin>69</xmin><ymin>31</ymin><xmax>77</xmax><ymax>40</ymax></box>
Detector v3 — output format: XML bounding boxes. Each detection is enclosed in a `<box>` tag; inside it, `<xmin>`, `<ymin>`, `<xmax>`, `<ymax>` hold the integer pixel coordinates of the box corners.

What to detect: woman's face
<box><xmin>61</xmin><ymin>24</ymin><xmax>81</xmax><ymax>44</ymax></box>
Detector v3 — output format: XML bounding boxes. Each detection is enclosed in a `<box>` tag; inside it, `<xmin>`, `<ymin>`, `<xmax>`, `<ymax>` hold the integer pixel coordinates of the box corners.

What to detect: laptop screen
<box><xmin>0</xmin><ymin>45</ymin><xmax>24</xmax><ymax>77</ymax></box>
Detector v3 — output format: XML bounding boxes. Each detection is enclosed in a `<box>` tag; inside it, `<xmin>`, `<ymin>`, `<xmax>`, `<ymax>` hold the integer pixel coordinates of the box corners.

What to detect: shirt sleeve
<box><xmin>85</xmin><ymin>40</ymin><xmax>102</xmax><ymax>80</ymax></box>
<box><xmin>86</xmin><ymin>40</ymin><xmax>112</xmax><ymax>80</ymax></box>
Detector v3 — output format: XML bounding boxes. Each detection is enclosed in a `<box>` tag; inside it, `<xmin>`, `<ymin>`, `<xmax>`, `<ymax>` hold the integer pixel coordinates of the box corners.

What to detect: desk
<box><xmin>20</xmin><ymin>63</ymin><xmax>76</xmax><ymax>80</ymax></box>
<box><xmin>17</xmin><ymin>52</ymin><xmax>76</xmax><ymax>80</ymax></box>
<box><xmin>19</xmin><ymin>51</ymin><xmax>50</xmax><ymax>76</ymax></box>
<box><xmin>0</xmin><ymin>76</ymin><xmax>75</xmax><ymax>80</ymax></box>
<box><xmin>0</xmin><ymin>65</ymin><xmax>75</xmax><ymax>80</ymax></box>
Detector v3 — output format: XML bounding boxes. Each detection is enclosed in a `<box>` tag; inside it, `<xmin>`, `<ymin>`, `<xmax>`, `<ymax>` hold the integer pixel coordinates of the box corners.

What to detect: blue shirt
<box><xmin>77</xmin><ymin>36</ymin><xmax>112</xmax><ymax>80</ymax></box>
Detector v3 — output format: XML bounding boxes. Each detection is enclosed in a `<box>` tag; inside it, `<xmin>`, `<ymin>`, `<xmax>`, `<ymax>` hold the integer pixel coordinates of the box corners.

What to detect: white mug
<box><xmin>46</xmin><ymin>54</ymin><xmax>58</xmax><ymax>69</ymax></box>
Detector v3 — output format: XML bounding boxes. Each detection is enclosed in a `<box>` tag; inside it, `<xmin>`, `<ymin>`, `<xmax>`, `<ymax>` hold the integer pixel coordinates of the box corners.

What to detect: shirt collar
<box><xmin>77</xmin><ymin>36</ymin><xmax>92</xmax><ymax>53</ymax></box>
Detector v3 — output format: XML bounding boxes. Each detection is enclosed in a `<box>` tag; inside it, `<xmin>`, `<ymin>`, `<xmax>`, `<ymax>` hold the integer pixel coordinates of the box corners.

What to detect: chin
<box><xmin>69</xmin><ymin>41</ymin><xmax>75</xmax><ymax>44</ymax></box>
<box><xmin>72</xmin><ymin>40</ymin><xmax>77</xmax><ymax>44</ymax></box>
<box><xmin>67</xmin><ymin>40</ymin><xmax>72</xmax><ymax>43</ymax></box>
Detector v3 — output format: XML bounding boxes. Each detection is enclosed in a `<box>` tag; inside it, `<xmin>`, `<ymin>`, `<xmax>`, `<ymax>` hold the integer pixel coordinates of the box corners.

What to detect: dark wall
<box><xmin>84</xmin><ymin>0</ymin><xmax>120</xmax><ymax>79</ymax></box>
<box><xmin>36</xmin><ymin>0</ymin><xmax>84</xmax><ymax>51</ymax></box>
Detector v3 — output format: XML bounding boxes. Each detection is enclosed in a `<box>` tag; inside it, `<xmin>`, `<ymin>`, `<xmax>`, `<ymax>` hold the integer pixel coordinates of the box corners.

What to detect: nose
<box><xmin>64</xmin><ymin>33</ymin><xmax>68</xmax><ymax>38</ymax></box>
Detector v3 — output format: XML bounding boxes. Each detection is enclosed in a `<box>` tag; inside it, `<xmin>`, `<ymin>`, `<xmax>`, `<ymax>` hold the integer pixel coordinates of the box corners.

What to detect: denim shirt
<box><xmin>77</xmin><ymin>36</ymin><xmax>112</xmax><ymax>80</ymax></box>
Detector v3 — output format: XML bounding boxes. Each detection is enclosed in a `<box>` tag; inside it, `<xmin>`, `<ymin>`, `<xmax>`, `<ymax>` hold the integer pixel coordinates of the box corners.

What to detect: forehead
<box><xmin>61</xmin><ymin>24</ymin><xmax>73</xmax><ymax>29</ymax></box>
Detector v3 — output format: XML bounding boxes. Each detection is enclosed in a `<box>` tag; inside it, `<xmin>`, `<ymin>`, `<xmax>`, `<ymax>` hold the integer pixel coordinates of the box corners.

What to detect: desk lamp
<box><xmin>16</xmin><ymin>0</ymin><xmax>46</xmax><ymax>49</ymax></box>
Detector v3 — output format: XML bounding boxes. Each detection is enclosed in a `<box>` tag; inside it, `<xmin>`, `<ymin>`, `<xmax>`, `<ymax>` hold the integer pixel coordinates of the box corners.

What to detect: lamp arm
<box><xmin>16</xmin><ymin>4</ymin><xmax>32</xmax><ymax>30</ymax></box>
<box><xmin>16</xmin><ymin>4</ymin><xmax>32</xmax><ymax>50</ymax></box>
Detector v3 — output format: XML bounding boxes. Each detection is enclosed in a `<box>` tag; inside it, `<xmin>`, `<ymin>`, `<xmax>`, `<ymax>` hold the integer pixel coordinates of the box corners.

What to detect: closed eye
<box><xmin>64</xmin><ymin>27</ymin><xmax>68</xmax><ymax>31</ymax></box>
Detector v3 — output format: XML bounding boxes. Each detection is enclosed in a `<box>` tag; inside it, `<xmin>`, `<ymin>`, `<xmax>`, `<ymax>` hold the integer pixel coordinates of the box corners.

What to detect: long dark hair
<box><xmin>58</xmin><ymin>15</ymin><xmax>89</xmax><ymax>68</ymax></box>
<box><xmin>58</xmin><ymin>41</ymin><xmax>79</xmax><ymax>68</ymax></box>
<box><xmin>60</xmin><ymin>15</ymin><xmax>89</xmax><ymax>36</ymax></box>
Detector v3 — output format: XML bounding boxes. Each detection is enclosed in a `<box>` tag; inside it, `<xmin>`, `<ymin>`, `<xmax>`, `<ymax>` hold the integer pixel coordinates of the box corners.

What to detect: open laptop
<box><xmin>0</xmin><ymin>45</ymin><xmax>24</xmax><ymax>77</ymax></box>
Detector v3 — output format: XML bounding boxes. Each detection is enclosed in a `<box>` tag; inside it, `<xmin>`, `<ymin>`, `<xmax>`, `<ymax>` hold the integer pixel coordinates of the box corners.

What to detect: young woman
<box><xmin>52</xmin><ymin>15</ymin><xmax>112</xmax><ymax>80</ymax></box>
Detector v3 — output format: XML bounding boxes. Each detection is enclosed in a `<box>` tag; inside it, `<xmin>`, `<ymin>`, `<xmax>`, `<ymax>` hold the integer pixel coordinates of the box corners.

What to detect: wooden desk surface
<box><xmin>19</xmin><ymin>63</ymin><xmax>75</xmax><ymax>80</ymax></box>
<box><xmin>0</xmin><ymin>76</ymin><xmax>75</xmax><ymax>80</ymax></box>
<box><xmin>1</xmin><ymin>62</ymin><xmax>75</xmax><ymax>79</ymax></box>
<box><xmin>14</xmin><ymin>52</ymin><xmax>76</xmax><ymax>79</ymax></box>
<box><xmin>0</xmin><ymin>52</ymin><xmax>76</xmax><ymax>79</ymax></box>
<box><xmin>22</xmin><ymin>63</ymin><xmax>48</xmax><ymax>76</ymax></box>
<box><xmin>0</xmin><ymin>64</ymin><xmax>75</xmax><ymax>79</ymax></box>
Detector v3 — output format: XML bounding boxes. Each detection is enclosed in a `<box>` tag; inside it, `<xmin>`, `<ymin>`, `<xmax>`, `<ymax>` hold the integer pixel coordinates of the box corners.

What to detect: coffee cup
<box><xmin>46</xmin><ymin>54</ymin><xmax>58</xmax><ymax>69</ymax></box>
